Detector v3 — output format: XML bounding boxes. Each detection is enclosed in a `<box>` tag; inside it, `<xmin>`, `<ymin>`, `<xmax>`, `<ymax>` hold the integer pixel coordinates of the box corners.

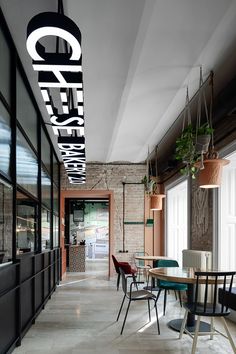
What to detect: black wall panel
<box><xmin>0</xmin><ymin>291</ymin><xmax>17</xmax><ymax>354</ymax></box>
<box><xmin>0</xmin><ymin>249</ymin><xmax>60</xmax><ymax>354</ymax></box>
<box><xmin>21</xmin><ymin>279</ymin><xmax>33</xmax><ymax>330</ymax></box>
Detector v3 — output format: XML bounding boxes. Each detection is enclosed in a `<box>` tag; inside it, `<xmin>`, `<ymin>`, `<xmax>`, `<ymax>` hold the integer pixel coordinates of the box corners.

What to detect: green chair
<box><xmin>154</xmin><ymin>259</ymin><xmax>187</xmax><ymax>315</ymax></box>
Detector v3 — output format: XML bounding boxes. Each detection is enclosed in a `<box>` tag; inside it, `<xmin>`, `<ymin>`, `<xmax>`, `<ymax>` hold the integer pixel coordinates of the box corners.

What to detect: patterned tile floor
<box><xmin>13</xmin><ymin>260</ymin><xmax>236</xmax><ymax>354</ymax></box>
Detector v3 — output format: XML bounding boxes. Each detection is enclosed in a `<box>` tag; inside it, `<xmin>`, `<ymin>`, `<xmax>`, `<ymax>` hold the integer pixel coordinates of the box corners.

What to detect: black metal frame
<box><xmin>0</xmin><ymin>7</ymin><xmax>62</xmax><ymax>353</ymax></box>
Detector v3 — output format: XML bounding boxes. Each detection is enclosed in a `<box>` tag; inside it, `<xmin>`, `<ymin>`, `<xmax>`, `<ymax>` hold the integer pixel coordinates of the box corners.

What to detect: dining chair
<box><xmin>134</xmin><ymin>251</ymin><xmax>151</xmax><ymax>282</ymax></box>
<box><xmin>112</xmin><ymin>255</ymin><xmax>137</xmax><ymax>290</ymax></box>
<box><xmin>179</xmin><ymin>270</ymin><xmax>236</xmax><ymax>354</ymax></box>
<box><xmin>154</xmin><ymin>259</ymin><xmax>187</xmax><ymax>315</ymax></box>
<box><xmin>116</xmin><ymin>267</ymin><xmax>160</xmax><ymax>335</ymax></box>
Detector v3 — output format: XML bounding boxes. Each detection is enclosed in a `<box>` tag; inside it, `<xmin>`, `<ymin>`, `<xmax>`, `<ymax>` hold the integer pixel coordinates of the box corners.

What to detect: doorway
<box><xmin>65</xmin><ymin>198</ymin><xmax>109</xmax><ymax>273</ymax></box>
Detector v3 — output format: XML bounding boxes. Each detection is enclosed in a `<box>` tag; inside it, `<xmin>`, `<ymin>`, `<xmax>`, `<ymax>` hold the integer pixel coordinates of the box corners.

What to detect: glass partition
<box><xmin>17</xmin><ymin>69</ymin><xmax>38</xmax><ymax>151</ymax></box>
<box><xmin>41</xmin><ymin>127</ymin><xmax>51</xmax><ymax>174</ymax></box>
<box><xmin>0</xmin><ymin>101</ymin><xmax>11</xmax><ymax>177</ymax></box>
<box><xmin>16</xmin><ymin>128</ymin><xmax>38</xmax><ymax>197</ymax></box>
<box><xmin>0</xmin><ymin>179</ymin><xmax>13</xmax><ymax>263</ymax></box>
<box><xmin>42</xmin><ymin>207</ymin><xmax>51</xmax><ymax>251</ymax></box>
<box><xmin>53</xmin><ymin>214</ymin><xmax>59</xmax><ymax>248</ymax></box>
<box><xmin>16</xmin><ymin>192</ymin><xmax>37</xmax><ymax>254</ymax></box>
<box><xmin>41</xmin><ymin>167</ymin><xmax>51</xmax><ymax>209</ymax></box>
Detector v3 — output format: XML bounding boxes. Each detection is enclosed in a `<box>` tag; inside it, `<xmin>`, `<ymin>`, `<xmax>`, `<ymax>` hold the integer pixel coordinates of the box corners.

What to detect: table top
<box><xmin>149</xmin><ymin>267</ymin><xmax>226</xmax><ymax>284</ymax></box>
<box><xmin>135</xmin><ymin>255</ymin><xmax>172</xmax><ymax>261</ymax></box>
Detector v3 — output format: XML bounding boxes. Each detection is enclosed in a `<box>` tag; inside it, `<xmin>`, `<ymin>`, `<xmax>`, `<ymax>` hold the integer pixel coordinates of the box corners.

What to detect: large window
<box><xmin>166</xmin><ymin>180</ymin><xmax>188</xmax><ymax>266</ymax></box>
<box><xmin>0</xmin><ymin>179</ymin><xmax>13</xmax><ymax>264</ymax></box>
<box><xmin>218</xmin><ymin>150</ymin><xmax>236</xmax><ymax>270</ymax></box>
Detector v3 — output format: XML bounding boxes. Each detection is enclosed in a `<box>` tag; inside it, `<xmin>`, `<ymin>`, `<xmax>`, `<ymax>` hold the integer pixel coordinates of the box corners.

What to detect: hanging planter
<box><xmin>195</xmin><ymin>152</ymin><xmax>230</xmax><ymax>188</ymax></box>
<box><xmin>150</xmin><ymin>194</ymin><xmax>166</xmax><ymax>210</ymax></box>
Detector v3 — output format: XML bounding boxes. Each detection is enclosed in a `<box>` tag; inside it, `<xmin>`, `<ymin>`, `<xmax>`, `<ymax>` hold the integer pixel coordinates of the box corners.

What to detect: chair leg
<box><xmin>154</xmin><ymin>300</ymin><xmax>160</xmax><ymax>334</ymax></box>
<box><xmin>179</xmin><ymin>309</ymin><xmax>188</xmax><ymax>339</ymax></box>
<box><xmin>221</xmin><ymin>317</ymin><xmax>236</xmax><ymax>353</ymax></box>
<box><xmin>178</xmin><ymin>291</ymin><xmax>182</xmax><ymax>307</ymax></box>
<box><xmin>210</xmin><ymin>317</ymin><xmax>214</xmax><ymax>340</ymax></box>
<box><xmin>191</xmin><ymin>315</ymin><xmax>201</xmax><ymax>354</ymax></box>
<box><xmin>148</xmin><ymin>299</ymin><xmax>151</xmax><ymax>322</ymax></box>
<box><xmin>132</xmin><ymin>275</ymin><xmax>138</xmax><ymax>290</ymax></box>
<box><xmin>120</xmin><ymin>300</ymin><xmax>131</xmax><ymax>335</ymax></box>
<box><xmin>117</xmin><ymin>294</ymin><xmax>126</xmax><ymax>321</ymax></box>
<box><xmin>174</xmin><ymin>290</ymin><xmax>177</xmax><ymax>300</ymax></box>
<box><xmin>155</xmin><ymin>289</ymin><xmax>162</xmax><ymax>306</ymax></box>
<box><xmin>163</xmin><ymin>289</ymin><xmax>167</xmax><ymax>316</ymax></box>
<box><xmin>117</xmin><ymin>273</ymin><xmax>120</xmax><ymax>291</ymax></box>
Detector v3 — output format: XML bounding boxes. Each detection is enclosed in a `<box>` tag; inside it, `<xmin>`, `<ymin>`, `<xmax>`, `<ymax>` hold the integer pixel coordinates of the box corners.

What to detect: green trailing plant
<box><xmin>175</xmin><ymin>123</ymin><xmax>214</xmax><ymax>178</ymax></box>
<box><xmin>141</xmin><ymin>175</ymin><xmax>156</xmax><ymax>194</ymax></box>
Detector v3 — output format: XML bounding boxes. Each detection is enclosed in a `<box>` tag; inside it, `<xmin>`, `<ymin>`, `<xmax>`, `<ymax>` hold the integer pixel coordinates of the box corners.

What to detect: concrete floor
<box><xmin>14</xmin><ymin>261</ymin><xmax>236</xmax><ymax>354</ymax></box>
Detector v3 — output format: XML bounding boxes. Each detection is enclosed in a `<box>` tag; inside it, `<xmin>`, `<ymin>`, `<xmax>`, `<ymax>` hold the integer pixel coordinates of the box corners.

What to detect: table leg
<box><xmin>168</xmin><ymin>283</ymin><xmax>211</xmax><ymax>333</ymax></box>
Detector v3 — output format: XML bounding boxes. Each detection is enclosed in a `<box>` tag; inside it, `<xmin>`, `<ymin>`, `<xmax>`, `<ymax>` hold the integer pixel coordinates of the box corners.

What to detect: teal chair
<box><xmin>154</xmin><ymin>259</ymin><xmax>187</xmax><ymax>315</ymax></box>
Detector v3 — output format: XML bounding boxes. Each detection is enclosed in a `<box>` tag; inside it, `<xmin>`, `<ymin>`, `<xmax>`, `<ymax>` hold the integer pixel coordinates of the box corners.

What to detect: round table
<box><xmin>149</xmin><ymin>267</ymin><xmax>218</xmax><ymax>333</ymax></box>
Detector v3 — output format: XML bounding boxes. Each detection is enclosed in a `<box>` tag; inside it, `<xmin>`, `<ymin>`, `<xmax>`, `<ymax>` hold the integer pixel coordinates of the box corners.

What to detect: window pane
<box><xmin>166</xmin><ymin>180</ymin><xmax>188</xmax><ymax>266</ymax></box>
<box><xmin>53</xmin><ymin>215</ymin><xmax>59</xmax><ymax>248</ymax></box>
<box><xmin>219</xmin><ymin>151</ymin><xmax>236</xmax><ymax>270</ymax></box>
<box><xmin>41</xmin><ymin>128</ymin><xmax>51</xmax><ymax>173</ymax></box>
<box><xmin>16</xmin><ymin>192</ymin><xmax>37</xmax><ymax>254</ymax></box>
<box><xmin>42</xmin><ymin>208</ymin><xmax>50</xmax><ymax>251</ymax></box>
<box><xmin>17</xmin><ymin>129</ymin><xmax>38</xmax><ymax>197</ymax></box>
<box><xmin>53</xmin><ymin>183</ymin><xmax>58</xmax><ymax>214</ymax></box>
<box><xmin>0</xmin><ymin>179</ymin><xmax>13</xmax><ymax>264</ymax></box>
<box><xmin>0</xmin><ymin>28</ymin><xmax>11</xmax><ymax>104</ymax></box>
<box><xmin>0</xmin><ymin>101</ymin><xmax>11</xmax><ymax>176</ymax></box>
<box><xmin>53</xmin><ymin>153</ymin><xmax>59</xmax><ymax>185</ymax></box>
<box><xmin>17</xmin><ymin>70</ymin><xmax>38</xmax><ymax>150</ymax></box>
<box><xmin>41</xmin><ymin>167</ymin><xmax>51</xmax><ymax>209</ymax></box>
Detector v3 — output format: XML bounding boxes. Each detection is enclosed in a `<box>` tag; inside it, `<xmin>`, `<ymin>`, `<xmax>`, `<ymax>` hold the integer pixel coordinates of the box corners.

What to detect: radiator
<box><xmin>182</xmin><ymin>249</ymin><xmax>212</xmax><ymax>270</ymax></box>
<box><xmin>182</xmin><ymin>249</ymin><xmax>213</xmax><ymax>302</ymax></box>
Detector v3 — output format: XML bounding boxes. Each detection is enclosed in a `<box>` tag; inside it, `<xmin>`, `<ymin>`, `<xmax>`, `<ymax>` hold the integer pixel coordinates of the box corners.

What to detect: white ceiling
<box><xmin>1</xmin><ymin>0</ymin><xmax>236</xmax><ymax>162</ymax></box>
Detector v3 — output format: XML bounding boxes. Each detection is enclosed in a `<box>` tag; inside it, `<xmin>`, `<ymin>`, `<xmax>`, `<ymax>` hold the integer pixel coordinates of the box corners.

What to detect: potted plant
<box><xmin>175</xmin><ymin>123</ymin><xmax>214</xmax><ymax>178</ymax></box>
<box><xmin>175</xmin><ymin>124</ymin><xmax>198</xmax><ymax>178</ymax></box>
<box><xmin>195</xmin><ymin>150</ymin><xmax>230</xmax><ymax>188</ymax></box>
<box><xmin>141</xmin><ymin>175</ymin><xmax>165</xmax><ymax>211</ymax></box>
<box><xmin>195</xmin><ymin>122</ymin><xmax>214</xmax><ymax>154</ymax></box>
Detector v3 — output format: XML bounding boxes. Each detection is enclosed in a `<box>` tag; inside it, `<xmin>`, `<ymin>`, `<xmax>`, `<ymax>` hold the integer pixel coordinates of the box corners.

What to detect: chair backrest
<box><xmin>112</xmin><ymin>255</ymin><xmax>120</xmax><ymax>274</ymax></box>
<box><xmin>155</xmin><ymin>259</ymin><xmax>179</xmax><ymax>287</ymax></box>
<box><xmin>157</xmin><ymin>259</ymin><xmax>179</xmax><ymax>268</ymax></box>
<box><xmin>119</xmin><ymin>267</ymin><xmax>128</xmax><ymax>296</ymax></box>
<box><xmin>134</xmin><ymin>251</ymin><xmax>149</xmax><ymax>267</ymax></box>
<box><xmin>194</xmin><ymin>271</ymin><xmax>236</xmax><ymax>315</ymax></box>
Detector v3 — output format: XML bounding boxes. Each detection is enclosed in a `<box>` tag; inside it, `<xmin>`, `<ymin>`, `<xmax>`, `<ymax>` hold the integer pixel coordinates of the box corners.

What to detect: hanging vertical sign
<box><xmin>26</xmin><ymin>12</ymin><xmax>85</xmax><ymax>184</ymax></box>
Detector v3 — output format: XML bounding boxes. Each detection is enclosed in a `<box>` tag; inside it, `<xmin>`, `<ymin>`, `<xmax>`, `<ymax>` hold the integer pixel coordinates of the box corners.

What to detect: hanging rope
<box><xmin>209</xmin><ymin>71</ymin><xmax>214</xmax><ymax>150</ymax></box>
<box><xmin>182</xmin><ymin>87</ymin><xmax>191</xmax><ymax>132</ymax></box>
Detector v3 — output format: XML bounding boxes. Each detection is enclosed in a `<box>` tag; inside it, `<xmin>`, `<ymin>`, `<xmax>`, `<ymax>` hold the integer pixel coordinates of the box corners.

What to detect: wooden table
<box><xmin>135</xmin><ymin>255</ymin><xmax>171</xmax><ymax>266</ymax></box>
<box><xmin>149</xmin><ymin>267</ymin><xmax>221</xmax><ymax>333</ymax></box>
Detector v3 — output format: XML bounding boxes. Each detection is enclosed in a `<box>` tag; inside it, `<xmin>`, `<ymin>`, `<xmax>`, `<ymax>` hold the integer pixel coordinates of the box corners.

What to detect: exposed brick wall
<box><xmin>61</xmin><ymin>163</ymin><xmax>146</xmax><ymax>264</ymax></box>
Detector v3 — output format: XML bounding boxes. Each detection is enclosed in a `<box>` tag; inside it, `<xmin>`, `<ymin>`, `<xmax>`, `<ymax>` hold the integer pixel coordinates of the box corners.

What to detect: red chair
<box><xmin>112</xmin><ymin>255</ymin><xmax>137</xmax><ymax>290</ymax></box>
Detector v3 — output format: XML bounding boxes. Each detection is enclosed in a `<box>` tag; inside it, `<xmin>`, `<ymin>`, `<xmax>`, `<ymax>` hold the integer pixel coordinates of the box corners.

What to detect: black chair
<box><xmin>154</xmin><ymin>259</ymin><xmax>187</xmax><ymax>315</ymax></box>
<box><xmin>179</xmin><ymin>270</ymin><xmax>236</xmax><ymax>354</ymax></box>
<box><xmin>116</xmin><ymin>267</ymin><xmax>160</xmax><ymax>335</ymax></box>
